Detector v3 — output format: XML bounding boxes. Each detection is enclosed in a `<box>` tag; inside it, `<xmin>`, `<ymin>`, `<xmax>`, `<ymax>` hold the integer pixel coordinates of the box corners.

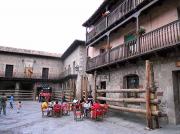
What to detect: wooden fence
<box><xmin>95</xmin><ymin>60</ymin><xmax>161</xmax><ymax>129</ymax></box>
<box><xmin>0</xmin><ymin>90</ymin><xmax>34</xmax><ymax>101</ymax></box>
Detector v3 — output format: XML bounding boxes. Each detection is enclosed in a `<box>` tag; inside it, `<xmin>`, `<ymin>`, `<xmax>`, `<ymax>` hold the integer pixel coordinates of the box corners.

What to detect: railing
<box><xmin>0</xmin><ymin>72</ymin><xmax>62</xmax><ymax>80</ymax></box>
<box><xmin>87</xmin><ymin>19</ymin><xmax>180</xmax><ymax>71</ymax></box>
<box><xmin>87</xmin><ymin>52</ymin><xmax>109</xmax><ymax>69</ymax></box>
<box><xmin>87</xmin><ymin>0</ymin><xmax>147</xmax><ymax>42</ymax></box>
<box><xmin>59</xmin><ymin>67</ymin><xmax>78</xmax><ymax>79</ymax></box>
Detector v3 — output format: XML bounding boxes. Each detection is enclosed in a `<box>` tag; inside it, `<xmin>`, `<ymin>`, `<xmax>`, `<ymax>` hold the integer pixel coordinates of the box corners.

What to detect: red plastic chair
<box><xmin>101</xmin><ymin>104</ymin><xmax>108</xmax><ymax>116</ymax></box>
<box><xmin>91</xmin><ymin>105</ymin><xmax>104</xmax><ymax>120</ymax></box>
<box><xmin>62</xmin><ymin>103</ymin><xmax>70</xmax><ymax>115</ymax></box>
<box><xmin>53</xmin><ymin>104</ymin><xmax>61</xmax><ymax>117</ymax></box>
<box><xmin>73</xmin><ymin>104</ymin><xmax>83</xmax><ymax>121</ymax></box>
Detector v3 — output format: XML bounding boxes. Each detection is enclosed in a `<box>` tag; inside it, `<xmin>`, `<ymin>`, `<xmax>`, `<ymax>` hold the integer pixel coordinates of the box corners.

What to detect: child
<box><xmin>9</xmin><ymin>95</ymin><xmax>14</xmax><ymax>109</ymax></box>
<box><xmin>17</xmin><ymin>101</ymin><xmax>22</xmax><ymax>113</ymax></box>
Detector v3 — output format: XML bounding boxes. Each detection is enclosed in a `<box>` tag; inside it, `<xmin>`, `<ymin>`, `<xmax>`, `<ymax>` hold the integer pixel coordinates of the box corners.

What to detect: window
<box><xmin>42</xmin><ymin>68</ymin><xmax>49</xmax><ymax>79</ymax></box>
<box><xmin>100</xmin><ymin>81</ymin><xmax>106</xmax><ymax>89</ymax></box>
<box><xmin>100</xmin><ymin>48</ymin><xmax>105</xmax><ymax>54</ymax></box>
<box><xmin>124</xmin><ymin>32</ymin><xmax>137</xmax><ymax>54</ymax></box>
<box><xmin>5</xmin><ymin>64</ymin><xmax>13</xmax><ymax>78</ymax></box>
<box><xmin>124</xmin><ymin>32</ymin><xmax>136</xmax><ymax>43</ymax></box>
<box><xmin>124</xmin><ymin>74</ymin><xmax>139</xmax><ymax>98</ymax></box>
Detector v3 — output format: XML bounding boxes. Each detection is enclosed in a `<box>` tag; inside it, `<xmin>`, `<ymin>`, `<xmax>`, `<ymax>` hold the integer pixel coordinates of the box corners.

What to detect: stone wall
<box><xmin>63</xmin><ymin>45</ymin><xmax>86</xmax><ymax>99</ymax></box>
<box><xmin>88</xmin><ymin>53</ymin><xmax>180</xmax><ymax>125</ymax></box>
<box><xmin>0</xmin><ymin>53</ymin><xmax>63</xmax><ymax>79</ymax></box>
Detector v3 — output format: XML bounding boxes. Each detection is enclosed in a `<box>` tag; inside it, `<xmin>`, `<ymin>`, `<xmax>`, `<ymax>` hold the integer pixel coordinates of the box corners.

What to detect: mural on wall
<box><xmin>23</xmin><ymin>59</ymin><xmax>35</xmax><ymax>78</ymax></box>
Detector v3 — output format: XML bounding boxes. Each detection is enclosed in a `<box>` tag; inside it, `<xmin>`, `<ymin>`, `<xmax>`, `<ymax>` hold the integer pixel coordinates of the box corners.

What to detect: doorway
<box><xmin>173</xmin><ymin>71</ymin><xmax>180</xmax><ymax>124</ymax></box>
<box><xmin>100</xmin><ymin>81</ymin><xmax>106</xmax><ymax>104</ymax></box>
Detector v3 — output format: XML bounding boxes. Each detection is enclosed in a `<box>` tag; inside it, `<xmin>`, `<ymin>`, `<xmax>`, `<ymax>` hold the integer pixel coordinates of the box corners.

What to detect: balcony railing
<box><xmin>0</xmin><ymin>72</ymin><xmax>62</xmax><ymax>80</ymax></box>
<box><xmin>59</xmin><ymin>67</ymin><xmax>78</xmax><ymax>79</ymax></box>
<box><xmin>87</xmin><ymin>0</ymin><xmax>147</xmax><ymax>42</ymax></box>
<box><xmin>87</xmin><ymin>19</ymin><xmax>180</xmax><ymax>71</ymax></box>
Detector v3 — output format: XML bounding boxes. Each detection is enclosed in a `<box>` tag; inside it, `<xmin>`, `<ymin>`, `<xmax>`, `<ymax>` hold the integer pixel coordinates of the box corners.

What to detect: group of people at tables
<box><xmin>41</xmin><ymin>95</ymin><xmax>108</xmax><ymax>120</ymax></box>
<box><xmin>41</xmin><ymin>100</ymin><xmax>69</xmax><ymax>117</ymax></box>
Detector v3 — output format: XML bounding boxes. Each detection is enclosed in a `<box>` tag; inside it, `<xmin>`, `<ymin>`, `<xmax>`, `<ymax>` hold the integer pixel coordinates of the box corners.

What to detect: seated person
<box><xmin>75</xmin><ymin>100</ymin><xmax>82</xmax><ymax>111</ymax></box>
<box><xmin>73</xmin><ymin>98</ymin><xmax>78</xmax><ymax>104</ymax></box>
<box><xmin>47</xmin><ymin>101</ymin><xmax>54</xmax><ymax>116</ymax></box>
<box><xmin>83</xmin><ymin>100</ymin><xmax>91</xmax><ymax>117</ymax></box>
<box><xmin>53</xmin><ymin>101</ymin><xmax>61</xmax><ymax>116</ymax></box>
<box><xmin>93</xmin><ymin>101</ymin><xmax>101</xmax><ymax>109</ymax></box>
<box><xmin>87</xmin><ymin>93</ymin><xmax>93</xmax><ymax>105</ymax></box>
<box><xmin>41</xmin><ymin>101</ymin><xmax>49</xmax><ymax>117</ymax></box>
<box><xmin>91</xmin><ymin>101</ymin><xmax>101</xmax><ymax>119</ymax></box>
<box><xmin>62</xmin><ymin>102</ymin><xmax>69</xmax><ymax>115</ymax></box>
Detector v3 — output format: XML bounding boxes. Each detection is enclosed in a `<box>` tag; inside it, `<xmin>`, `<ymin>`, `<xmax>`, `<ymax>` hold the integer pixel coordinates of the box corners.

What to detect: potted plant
<box><xmin>138</xmin><ymin>26</ymin><xmax>146</xmax><ymax>35</ymax></box>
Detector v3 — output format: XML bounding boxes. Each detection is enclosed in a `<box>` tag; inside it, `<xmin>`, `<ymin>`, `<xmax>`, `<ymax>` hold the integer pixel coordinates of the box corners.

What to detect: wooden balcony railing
<box><xmin>0</xmin><ymin>72</ymin><xmax>61</xmax><ymax>80</ymax></box>
<box><xmin>86</xmin><ymin>0</ymin><xmax>147</xmax><ymax>42</ymax></box>
<box><xmin>87</xmin><ymin>19</ymin><xmax>180</xmax><ymax>71</ymax></box>
<box><xmin>59</xmin><ymin>67</ymin><xmax>78</xmax><ymax>79</ymax></box>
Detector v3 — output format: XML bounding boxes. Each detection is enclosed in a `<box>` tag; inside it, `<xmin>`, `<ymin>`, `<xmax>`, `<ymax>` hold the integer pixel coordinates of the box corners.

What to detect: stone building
<box><xmin>54</xmin><ymin>40</ymin><xmax>86</xmax><ymax>101</ymax></box>
<box><xmin>0</xmin><ymin>40</ymin><xmax>85</xmax><ymax>101</ymax></box>
<box><xmin>83</xmin><ymin>0</ymin><xmax>180</xmax><ymax>124</ymax></box>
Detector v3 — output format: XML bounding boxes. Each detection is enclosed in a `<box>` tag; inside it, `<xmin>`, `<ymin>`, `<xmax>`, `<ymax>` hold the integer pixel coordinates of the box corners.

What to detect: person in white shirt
<box><xmin>83</xmin><ymin>100</ymin><xmax>91</xmax><ymax>117</ymax></box>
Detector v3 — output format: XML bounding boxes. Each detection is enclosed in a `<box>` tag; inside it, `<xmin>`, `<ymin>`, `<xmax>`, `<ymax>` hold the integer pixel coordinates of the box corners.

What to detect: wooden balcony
<box><xmin>59</xmin><ymin>67</ymin><xmax>78</xmax><ymax>80</ymax></box>
<box><xmin>0</xmin><ymin>72</ymin><xmax>62</xmax><ymax>82</ymax></box>
<box><xmin>87</xmin><ymin>19</ymin><xmax>180</xmax><ymax>72</ymax></box>
<box><xmin>86</xmin><ymin>0</ymin><xmax>149</xmax><ymax>43</ymax></box>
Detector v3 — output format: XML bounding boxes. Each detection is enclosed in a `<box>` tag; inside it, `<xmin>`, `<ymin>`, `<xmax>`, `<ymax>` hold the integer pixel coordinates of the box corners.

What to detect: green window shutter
<box><xmin>124</xmin><ymin>34</ymin><xmax>136</xmax><ymax>43</ymax></box>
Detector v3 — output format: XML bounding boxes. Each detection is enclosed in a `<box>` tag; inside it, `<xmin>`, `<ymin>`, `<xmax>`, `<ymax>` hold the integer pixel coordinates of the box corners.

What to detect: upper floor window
<box><xmin>100</xmin><ymin>48</ymin><xmax>105</xmax><ymax>54</ymax></box>
<box><xmin>42</xmin><ymin>68</ymin><xmax>49</xmax><ymax>79</ymax></box>
<box><xmin>5</xmin><ymin>64</ymin><xmax>13</xmax><ymax>78</ymax></box>
<box><xmin>124</xmin><ymin>32</ymin><xmax>136</xmax><ymax>43</ymax></box>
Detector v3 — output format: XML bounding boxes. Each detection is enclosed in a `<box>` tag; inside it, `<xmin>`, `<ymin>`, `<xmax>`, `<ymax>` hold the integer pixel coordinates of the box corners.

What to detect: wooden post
<box><xmin>145</xmin><ymin>60</ymin><xmax>153</xmax><ymax>129</ymax></box>
<box><xmin>107</xmin><ymin>34</ymin><xmax>110</xmax><ymax>63</ymax></box>
<box><xmin>136</xmin><ymin>13</ymin><xmax>141</xmax><ymax>53</ymax></box>
<box><xmin>149</xmin><ymin>62</ymin><xmax>160</xmax><ymax>128</ymax></box>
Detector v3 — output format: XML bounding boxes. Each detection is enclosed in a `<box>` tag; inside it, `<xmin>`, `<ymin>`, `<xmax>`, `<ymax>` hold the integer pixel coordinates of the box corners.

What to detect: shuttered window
<box><xmin>5</xmin><ymin>64</ymin><xmax>13</xmax><ymax>78</ymax></box>
<box><xmin>42</xmin><ymin>68</ymin><xmax>49</xmax><ymax>79</ymax></box>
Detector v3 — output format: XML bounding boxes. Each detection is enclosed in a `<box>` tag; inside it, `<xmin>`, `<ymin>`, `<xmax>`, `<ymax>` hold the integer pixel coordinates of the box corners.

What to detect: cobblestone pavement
<box><xmin>0</xmin><ymin>101</ymin><xmax>180</xmax><ymax>134</ymax></box>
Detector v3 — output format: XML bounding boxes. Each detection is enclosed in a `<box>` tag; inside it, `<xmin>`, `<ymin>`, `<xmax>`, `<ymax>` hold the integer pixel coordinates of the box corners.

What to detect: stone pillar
<box><xmin>33</xmin><ymin>83</ymin><xmax>37</xmax><ymax>101</ymax></box>
<box><xmin>15</xmin><ymin>82</ymin><xmax>20</xmax><ymax>100</ymax></box>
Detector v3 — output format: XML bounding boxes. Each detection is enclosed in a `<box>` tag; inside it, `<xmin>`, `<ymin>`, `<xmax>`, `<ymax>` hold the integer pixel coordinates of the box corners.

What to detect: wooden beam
<box><xmin>108</xmin><ymin>105</ymin><xmax>160</xmax><ymax>116</ymax></box>
<box><xmin>97</xmin><ymin>89</ymin><xmax>146</xmax><ymax>93</ymax></box>
<box><xmin>97</xmin><ymin>97</ymin><xmax>161</xmax><ymax>104</ymax></box>
<box><xmin>97</xmin><ymin>97</ymin><xmax>145</xmax><ymax>103</ymax></box>
<box><xmin>109</xmin><ymin>105</ymin><xmax>146</xmax><ymax>114</ymax></box>
<box><xmin>94</xmin><ymin>71</ymin><xmax>97</xmax><ymax>101</ymax></box>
